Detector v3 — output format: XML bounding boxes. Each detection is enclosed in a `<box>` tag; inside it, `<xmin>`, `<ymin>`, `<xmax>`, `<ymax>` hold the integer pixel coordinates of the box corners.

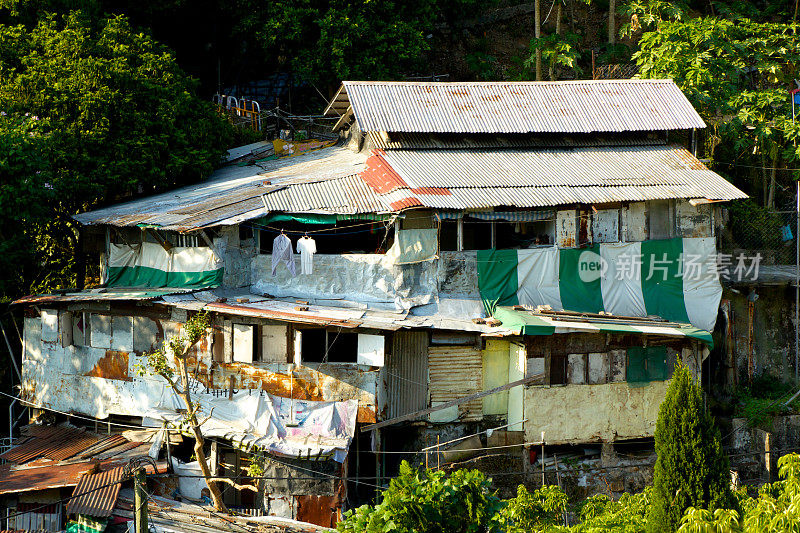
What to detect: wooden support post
<box><xmin>765</xmin><ymin>432</ymin><xmax>773</xmax><ymax>482</ymax></box>
<box><xmin>541</xmin><ymin>431</ymin><xmax>545</xmax><ymax>487</ymax></box>
<box><xmin>210</xmin><ymin>440</ymin><xmax>218</xmax><ymax>476</ymax></box>
<box><xmin>165</xmin><ymin>429</ymin><xmax>172</xmax><ymax>469</ymax></box>
<box><xmin>522</xmin><ymin>443</ymin><xmax>531</xmax><ymax>483</ymax></box>
<box><xmin>134</xmin><ymin>467</ymin><xmax>149</xmax><ymax>533</ymax></box>
<box><xmin>374</xmin><ymin>428</ymin><xmax>382</xmax><ymax>500</ymax></box>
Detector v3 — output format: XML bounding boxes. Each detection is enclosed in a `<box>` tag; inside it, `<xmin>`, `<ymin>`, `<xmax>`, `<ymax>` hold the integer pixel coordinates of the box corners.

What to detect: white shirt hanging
<box><xmin>271</xmin><ymin>233</ymin><xmax>296</xmax><ymax>276</ymax></box>
<box><xmin>296</xmin><ymin>236</ymin><xmax>317</xmax><ymax>275</ymax></box>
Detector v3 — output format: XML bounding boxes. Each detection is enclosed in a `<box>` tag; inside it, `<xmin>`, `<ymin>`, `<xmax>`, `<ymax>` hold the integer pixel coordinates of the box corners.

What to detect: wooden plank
<box><xmin>361</xmin><ymin>374</ymin><xmax>542</xmax><ymax>432</ymax></box>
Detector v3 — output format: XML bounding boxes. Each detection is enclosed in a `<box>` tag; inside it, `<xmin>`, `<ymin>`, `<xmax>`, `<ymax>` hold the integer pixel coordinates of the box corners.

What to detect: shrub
<box><xmin>648</xmin><ymin>364</ymin><xmax>735</xmax><ymax>532</ymax></box>
<box><xmin>336</xmin><ymin>461</ymin><xmax>503</xmax><ymax>533</ymax></box>
<box><xmin>494</xmin><ymin>485</ymin><xmax>567</xmax><ymax>532</ymax></box>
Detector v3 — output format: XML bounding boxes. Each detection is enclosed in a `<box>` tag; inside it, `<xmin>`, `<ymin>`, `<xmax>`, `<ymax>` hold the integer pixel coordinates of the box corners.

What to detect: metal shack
<box><xmin>10</xmin><ymin>79</ymin><xmax>747</xmax><ymax>528</ymax></box>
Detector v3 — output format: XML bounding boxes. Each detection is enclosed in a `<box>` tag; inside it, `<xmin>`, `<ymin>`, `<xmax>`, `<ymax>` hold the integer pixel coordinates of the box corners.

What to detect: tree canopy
<box><xmin>0</xmin><ymin>12</ymin><xmax>233</xmax><ymax>296</ymax></box>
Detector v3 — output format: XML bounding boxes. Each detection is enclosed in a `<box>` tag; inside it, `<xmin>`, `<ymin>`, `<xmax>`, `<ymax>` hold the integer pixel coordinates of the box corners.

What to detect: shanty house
<box><xmin>10</xmin><ymin>79</ymin><xmax>747</xmax><ymax>526</ymax></box>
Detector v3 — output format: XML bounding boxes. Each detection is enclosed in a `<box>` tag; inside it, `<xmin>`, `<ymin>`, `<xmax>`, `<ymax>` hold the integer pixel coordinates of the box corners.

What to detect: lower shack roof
<box><xmin>492</xmin><ymin>306</ymin><xmax>713</xmax><ymax>346</ymax></box>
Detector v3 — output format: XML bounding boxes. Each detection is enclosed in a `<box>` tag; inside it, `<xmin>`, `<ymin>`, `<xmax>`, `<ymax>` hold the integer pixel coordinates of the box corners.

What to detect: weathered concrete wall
<box><xmin>523</xmin><ymin>380</ymin><xmax>670</xmax><ymax>444</ymax></box>
<box><xmin>676</xmin><ymin>201</ymin><xmax>713</xmax><ymax>238</ymax></box>
<box><xmin>218</xmin><ymin>225</ymin><xmax>255</xmax><ymax>288</ymax></box>
<box><xmin>723</xmin><ymin>286</ymin><xmax>797</xmax><ymax>384</ymax></box>
<box><xmin>437</xmin><ymin>251</ymin><xmax>480</xmax><ymax>298</ymax></box>
<box><xmin>22</xmin><ymin>309</ymin><xmax>378</xmax><ymax>424</ymax></box>
<box><xmin>725</xmin><ymin>415</ymin><xmax>800</xmax><ymax>481</ymax></box>
<box><xmin>251</xmin><ymin>254</ymin><xmax>436</xmax><ymax>311</ymax></box>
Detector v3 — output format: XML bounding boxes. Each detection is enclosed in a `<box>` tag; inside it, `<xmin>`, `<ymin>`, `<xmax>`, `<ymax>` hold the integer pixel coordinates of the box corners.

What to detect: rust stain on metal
<box><xmin>295</xmin><ymin>495</ymin><xmax>341</xmax><ymax>528</ymax></box>
<box><xmin>84</xmin><ymin>351</ymin><xmax>131</xmax><ymax>381</ymax></box>
<box><xmin>357</xmin><ymin>405</ymin><xmax>376</xmax><ymax>423</ymax></box>
<box><xmin>579</xmin><ymin>211</ymin><xmax>590</xmax><ymax>245</ymax></box>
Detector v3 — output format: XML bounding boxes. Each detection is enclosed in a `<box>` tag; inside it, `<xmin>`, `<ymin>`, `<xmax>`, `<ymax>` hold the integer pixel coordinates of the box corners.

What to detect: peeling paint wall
<box><xmin>624</xmin><ymin>203</ymin><xmax>647</xmax><ymax>241</ymax></box>
<box><xmin>556</xmin><ymin>210</ymin><xmax>577</xmax><ymax>248</ymax></box>
<box><xmin>21</xmin><ymin>308</ymin><xmax>379</xmax><ymax>424</ymax></box>
<box><xmin>676</xmin><ymin>201</ymin><xmax>713</xmax><ymax>238</ymax></box>
<box><xmin>524</xmin><ymin>380</ymin><xmax>670</xmax><ymax>443</ymax></box>
<box><xmin>260</xmin><ymin>458</ymin><xmax>344</xmax><ymax>527</ymax></box>
<box><xmin>724</xmin><ymin>286</ymin><xmax>797</xmax><ymax>385</ymax></box>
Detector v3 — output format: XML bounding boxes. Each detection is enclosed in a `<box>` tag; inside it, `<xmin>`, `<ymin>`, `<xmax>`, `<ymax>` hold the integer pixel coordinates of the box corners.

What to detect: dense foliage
<box><xmin>648</xmin><ymin>365</ymin><xmax>734</xmax><ymax>532</ymax></box>
<box><xmin>635</xmin><ymin>17</ymin><xmax>800</xmax><ymax>208</ymax></box>
<box><xmin>337</xmin><ymin>453</ymin><xmax>800</xmax><ymax>532</ymax></box>
<box><xmin>337</xmin><ymin>461</ymin><xmax>503</xmax><ymax>533</ymax></box>
<box><xmin>0</xmin><ymin>12</ymin><xmax>233</xmax><ymax>297</ymax></box>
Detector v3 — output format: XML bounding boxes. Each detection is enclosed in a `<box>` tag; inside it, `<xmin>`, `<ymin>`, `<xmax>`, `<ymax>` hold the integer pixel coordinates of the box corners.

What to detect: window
<box><xmin>257</xmin><ymin>325</ymin><xmax>288</xmax><ymax>363</ymax></box>
<box><xmin>231</xmin><ymin>323</ymin><xmax>290</xmax><ymax>364</ymax></box>
<box><xmin>648</xmin><ymin>200</ymin><xmax>673</xmax><ymax>240</ymax></box>
<box><xmin>293</xmin><ymin>329</ymin><xmax>384</xmax><ymax>365</ymax></box>
<box><xmin>494</xmin><ymin>220</ymin><xmax>555</xmax><ymax>249</ymax></box>
<box><xmin>440</xmin><ymin>219</ymin><xmax>459</xmax><ymax>251</ymax></box>
<box><xmin>232</xmin><ymin>324</ymin><xmax>255</xmax><ymax>363</ymax></box>
<box><xmin>626</xmin><ymin>345</ymin><xmax>668</xmax><ymax>383</ymax></box>
<box><xmin>550</xmin><ymin>353</ymin><xmax>567</xmax><ymax>385</ymax></box>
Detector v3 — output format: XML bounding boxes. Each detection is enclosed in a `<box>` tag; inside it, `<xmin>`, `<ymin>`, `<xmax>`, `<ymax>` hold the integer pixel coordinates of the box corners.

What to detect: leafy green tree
<box><xmin>678</xmin><ymin>453</ymin><xmax>800</xmax><ymax>532</ymax></box>
<box><xmin>648</xmin><ymin>364</ymin><xmax>735</xmax><ymax>532</ymax></box>
<box><xmin>494</xmin><ymin>484</ymin><xmax>567</xmax><ymax>532</ymax></box>
<box><xmin>635</xmin><ymin>18</ymin><xmax>800</xmax><ymax>207</ymax></box>
<box><xmin>0</xmin><ymin>12</ymin><xmax>233</xmax><ymax>297</ymax></box>
<box><xmin>618</xmin><ymin>0</ymin><xmax>686</xmax><ymax>38</ymax></box>
<box><xmin>572</xmin><ymin>490</ymin><xmax>650</xmax><ymax>532</ymax></box>
<box><xmin>336</xmin><ymin>461</ymin><xmax>503</xmax><ymax>533</ymax></box>
<box><xmin>0</xmin><ymin>114</ymin><xmax>52</xmax><ymax>297</ymax></box>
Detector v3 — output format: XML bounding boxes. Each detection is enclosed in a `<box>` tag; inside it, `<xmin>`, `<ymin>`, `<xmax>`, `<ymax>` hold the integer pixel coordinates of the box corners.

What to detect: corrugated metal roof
<box><xmin>73</xmin><ymin>146</ymin><xmax>370</xmax><ymax>230</ymax></box>
<box><xmin>12</xmin><ymin>288</ymin><xmax>191</xmax><ymax>305</ymax></box>
<box><xmin>0</xmin><ymin>425</ymin><xmax>166</xmax><ymax>497</ymax></box>
<box><xmin>361</xmin><ymin>145</ymin><xmax>747</xmax><ymax>210</ymax></box>
<box><xmin>330</xmin><ymin>80</ymin><xmax>706</xmax><ymax>134</ymax></box>
<box><xmin>260</xmin><ymin>174</ymin><xmax>388</xmax><ymax>214</ymax></box>
<box><xmin>0</xmin><ymin>426</ymin><xmax>98</xmax><ymax>464</ymax></box>
<box><xmin>66</xmin><ymin>466</ymin><xmax>124</xmax><ymax>517</ymax></box>
<box><xmin>0</xmin><ymin>462</ymin><xmax>97</xmax><ymax>495</ymax></box>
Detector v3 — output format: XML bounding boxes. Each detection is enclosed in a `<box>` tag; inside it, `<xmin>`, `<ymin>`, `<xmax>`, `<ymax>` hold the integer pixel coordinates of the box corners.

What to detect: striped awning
<box><xmin>436</xmin><ymin>210</ymin><xmax>554</xmax><ymax>222</ymax></box>
<box><xmin>493</xmin><ymin>306</ymin><xmax>713</xmax><ymax>346</ymax></box>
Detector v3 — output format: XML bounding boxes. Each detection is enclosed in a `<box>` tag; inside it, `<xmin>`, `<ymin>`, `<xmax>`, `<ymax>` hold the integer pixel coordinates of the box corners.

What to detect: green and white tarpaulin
<box><xmin>477</xmin><ymin>237</ymin><xmax>721</xmax><ymax>332</ymax></box>
<box><xmin>107</xmin><ymin>242</ymin><xmax>223</xmax><ymax>289</ymax></box>
<box><xmin>492</xmin><ymin>306</ymin><xmax>713</xmax><ymax>346</ymax></box>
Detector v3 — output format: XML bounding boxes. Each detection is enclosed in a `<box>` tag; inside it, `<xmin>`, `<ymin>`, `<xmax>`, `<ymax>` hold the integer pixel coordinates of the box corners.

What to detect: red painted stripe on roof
<box><xmin>389</xmin><ymin>197</ymin><xmax>423</xmax><ymax>210</ymax></box>
<box><xmin>360</xmin><ymin>153</ymin><xmax>409</xmax><ymax>194</ymax></box>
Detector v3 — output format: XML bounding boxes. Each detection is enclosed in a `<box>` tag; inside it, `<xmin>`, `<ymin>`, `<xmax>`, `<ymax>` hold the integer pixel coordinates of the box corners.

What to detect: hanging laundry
<box><xmin>271</xmin><ymin>233</ymin><xmax>296</xmax><ymax>276</ymax></box>
<box><xmin>296</xmin><ymin>235</ymin><xmax>317</xmax><ymax>275</ymax></box>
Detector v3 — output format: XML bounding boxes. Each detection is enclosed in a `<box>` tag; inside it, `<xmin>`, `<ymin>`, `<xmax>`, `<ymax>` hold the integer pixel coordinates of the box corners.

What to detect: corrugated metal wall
<box><xmin>429</xmin><ymin>345</ymin><xmax>483</xmax><ymax>421</ymax></box>
<box><xmin>387</xmin><ymin>331</ymin><xmax>429</xmax><ymax>419</ymax></box>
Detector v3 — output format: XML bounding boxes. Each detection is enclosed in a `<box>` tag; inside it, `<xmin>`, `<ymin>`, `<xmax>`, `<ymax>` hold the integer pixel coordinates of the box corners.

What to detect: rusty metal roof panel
<box><xmin>66</xmin><ymin>466</ymin><xmax>124</xmax><ymax>518</ymax></box>
<box><xmin>73</xmin><ymin>146</ymin><xmax>368</xmax><ymax>230</ymax></box>
<box><xmin>12</xmin><ymin>288</ymin><xmax>191</xmax><ymax>305</ymax></box>
<box><xmin>338</xmin><ymin>80</ymin><xmax>705</xmax><ymax>134</ymax></box>
<box><xmin>362</xmin><ymin>146</ymin><xmax>747</xmax><ymax>208</ymax></box>
<box><xmin>0</xmin><ymin>462</ymin><xmax>98</xmax><ymax>495</ymax></box>
<box><xmin>1</xmin><ymin>426</ymin><xmax>98</xmax><ymax>464</ymax></box>
<box><xmin>204</xmin><ymin>300</ymin><xmax>364</xmax><ymax>328</ymax></box>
